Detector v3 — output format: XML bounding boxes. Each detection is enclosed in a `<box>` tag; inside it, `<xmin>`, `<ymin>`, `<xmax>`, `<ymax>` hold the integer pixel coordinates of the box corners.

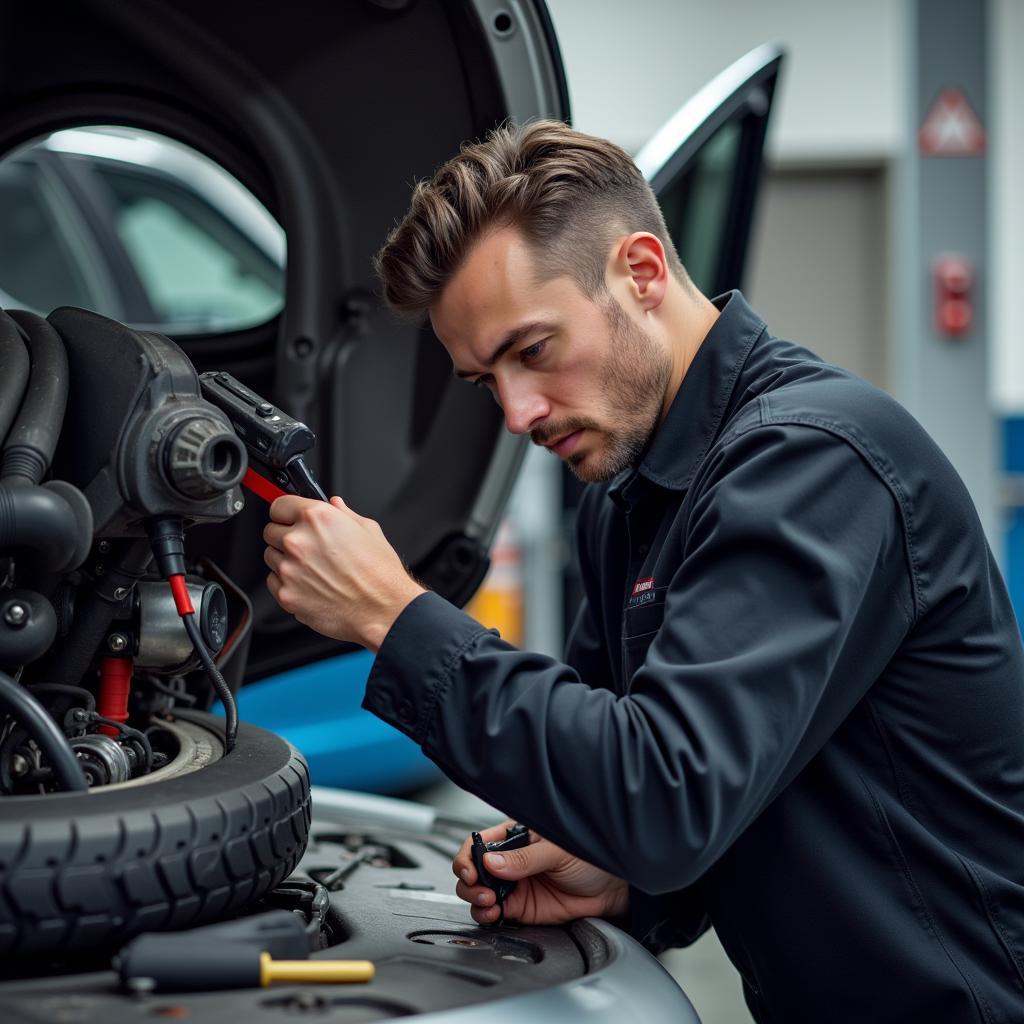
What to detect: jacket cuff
<box><xmin>362</xmin><ymin>590</ymin><xmax>491</xmax><ymax>744</ymax></box>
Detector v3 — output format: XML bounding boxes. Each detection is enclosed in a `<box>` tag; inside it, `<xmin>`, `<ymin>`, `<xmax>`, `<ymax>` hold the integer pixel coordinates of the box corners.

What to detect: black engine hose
<box><xmin>0</xmin><ymin>479</ymin><xmax>91</xmax><ymax>572</ymax></box>
<box><xmin>0</xmin><ymin>670</ymin><xmax>88</xmax><ymax>792</ymax></box>
<box><xmin>0</xmin><ymin>312</ymin><xmax>30</xmax><ymax>447</ymax></box>
<box><xmin>3</xmin><ymin>311</ymin><xmax>70</xmax><ymax>483</ymax></box>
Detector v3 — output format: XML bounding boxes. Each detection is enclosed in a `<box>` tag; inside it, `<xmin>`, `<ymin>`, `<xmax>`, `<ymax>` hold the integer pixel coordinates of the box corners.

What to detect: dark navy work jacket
<box><xmin>365</xmin><ymin>291</ymin><xmax>1024</xmax><ymax>1023</ymax></box>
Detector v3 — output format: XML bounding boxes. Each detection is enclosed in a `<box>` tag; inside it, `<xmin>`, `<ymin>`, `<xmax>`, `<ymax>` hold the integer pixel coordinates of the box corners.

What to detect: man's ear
<box><xmin>611</xmin><ymin>232</ymin><xmax>668</xmax><ymax>313</ymax></box>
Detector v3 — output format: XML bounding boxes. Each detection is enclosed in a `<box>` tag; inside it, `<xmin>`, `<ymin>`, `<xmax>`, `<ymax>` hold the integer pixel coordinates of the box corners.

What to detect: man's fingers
<box><xmin>471</xmin><ymin>904</ymin><xmax>502</xmax><ymax>926</ymax></box>
<box><xmin>263</xmin><ymin>522</ymin><xmax>288</xmax><ymax>550</ymax></box>
<box><xmin>483</xmin><ymin>838</ymin><xmax>564</xmax><ymax>880</ymax></box>
<box><xmin>268</xmin><ymin>494</ymin><xmax>312</xmax><ymax>525</ymax></box>
<box><xmin>263</xmin><ymin>546</ymin><xmax>283</xmax><ymax>574</ymax></box>
<box><xmin>455</xmin><ymin>880</ymin><xmax>495</xmax><ymax>906</ymax></box>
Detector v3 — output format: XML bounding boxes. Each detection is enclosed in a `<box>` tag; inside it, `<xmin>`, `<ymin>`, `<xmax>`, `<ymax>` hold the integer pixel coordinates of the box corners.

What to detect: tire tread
<box><xmin>0</xmin><ymin>716</ymin><xmax>311</xmax><ymax>954</ymax></box>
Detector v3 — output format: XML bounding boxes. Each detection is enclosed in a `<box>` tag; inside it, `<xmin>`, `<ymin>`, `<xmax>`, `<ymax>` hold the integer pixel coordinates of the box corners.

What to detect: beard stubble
<box><xmin>533</xmin><ymin>297</ymin><xmax>671</xmax><ymax>483</ymax></box>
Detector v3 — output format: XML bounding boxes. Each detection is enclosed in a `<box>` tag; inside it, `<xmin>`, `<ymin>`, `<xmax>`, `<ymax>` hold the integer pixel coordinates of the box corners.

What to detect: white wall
<box><xmin>544</xmin><ymin>0</ymin><xmax>906</xmax><ymax>161</ymax></box>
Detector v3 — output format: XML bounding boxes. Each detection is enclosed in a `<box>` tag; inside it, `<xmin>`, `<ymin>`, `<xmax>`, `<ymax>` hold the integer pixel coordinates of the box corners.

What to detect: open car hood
<box><xmin>0</xmin><ymin>0</ymin><xmax>569</xmax><ymax>680</ymax></box>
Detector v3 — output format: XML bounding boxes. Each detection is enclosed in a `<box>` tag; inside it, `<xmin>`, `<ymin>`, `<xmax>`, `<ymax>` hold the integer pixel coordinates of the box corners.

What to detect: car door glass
<box><xmin>87</xmin><ymin>162</ymin><xmax>284</xmax><ymax>333</ymax></box>
<box><xmin>657</xmin><ymin>121</ymin><xmax>741</xmax><ymax>295</ymax></box>
<box><xmin>0</xmin><ymin>127</ymin><xmax>285</xmax><ymax>335</ymax></box>
<box><xmin>636</xmin><ymin>44</ymin><xmax>783</xmax><ymax>298</ymax></box>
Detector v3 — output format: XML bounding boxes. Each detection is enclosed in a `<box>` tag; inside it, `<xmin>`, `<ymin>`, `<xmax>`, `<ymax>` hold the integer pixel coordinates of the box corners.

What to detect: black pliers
<box><xmin>470</xmin><ymin>823</ymin><xmax>531</xmax><ymax>925</ymax></box>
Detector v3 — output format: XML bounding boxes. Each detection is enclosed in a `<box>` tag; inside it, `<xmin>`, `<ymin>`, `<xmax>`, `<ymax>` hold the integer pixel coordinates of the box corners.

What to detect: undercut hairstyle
<box><xmin>374</xmin><ymin>119</ymin><xmax>690</xmax><ymax>317</ymax></box>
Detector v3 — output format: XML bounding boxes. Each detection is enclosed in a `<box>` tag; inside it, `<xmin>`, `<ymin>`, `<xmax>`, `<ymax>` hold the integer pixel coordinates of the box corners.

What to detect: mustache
<box><xmin>530</xmin><ymin>418</ymin><xmax>598</xmax><ymax>447</ymax></box>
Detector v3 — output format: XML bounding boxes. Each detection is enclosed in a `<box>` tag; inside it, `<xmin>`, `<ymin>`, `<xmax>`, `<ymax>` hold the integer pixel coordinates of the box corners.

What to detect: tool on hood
<box><xmin>116</xmin><ymin>909</ymin><xmax>374</xmax><ymax>993</ymax></box>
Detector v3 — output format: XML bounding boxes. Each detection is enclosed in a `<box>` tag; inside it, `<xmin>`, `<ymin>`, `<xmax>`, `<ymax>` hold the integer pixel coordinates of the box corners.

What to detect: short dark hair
<box><xmin>374</xmin><ymin>119</ymin><xmax>689</xmax><ymax>316</ymax></box>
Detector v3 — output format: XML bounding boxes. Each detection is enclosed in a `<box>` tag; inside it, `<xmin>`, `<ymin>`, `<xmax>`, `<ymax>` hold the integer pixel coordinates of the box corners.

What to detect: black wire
<box><xmin>0</xmin><ymin>670</ymin><xmax>88</xmax><ymax>791</ymax></box>
<box><xmin>144</xmin><ymin>675</ymin><xmax>196</xmax><ymax>705</ymax></box>
<box><xmin>27</xmin><ymin>682</ymin><xmax>96</xmax><ymax>713</ymax></box>
<box><xmin>180</xmin><ymin>612</ymin><xmax>237</xmax><ymax>753</ymax></box>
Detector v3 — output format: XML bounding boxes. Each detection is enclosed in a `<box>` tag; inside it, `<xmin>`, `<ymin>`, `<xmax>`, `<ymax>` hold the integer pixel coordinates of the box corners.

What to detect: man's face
<box><xmin>430</xmin><ymin>227</ymin><xmax>672</xmax><ymax>482</ymax></box>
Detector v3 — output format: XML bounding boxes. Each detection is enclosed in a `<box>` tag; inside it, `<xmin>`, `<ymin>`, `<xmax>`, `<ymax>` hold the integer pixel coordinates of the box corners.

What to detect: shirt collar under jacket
<box><xmin>609</xmin><ymin>290</ymin><xmax>766</xmax><ymax>506</ymax></box>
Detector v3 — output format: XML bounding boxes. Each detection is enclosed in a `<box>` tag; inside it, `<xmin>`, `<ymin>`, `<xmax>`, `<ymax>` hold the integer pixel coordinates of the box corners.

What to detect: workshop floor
<box><xmin>411</xmin><ymin>779</ymin><xmax>755</xmax><ymax>1024</ymax></box>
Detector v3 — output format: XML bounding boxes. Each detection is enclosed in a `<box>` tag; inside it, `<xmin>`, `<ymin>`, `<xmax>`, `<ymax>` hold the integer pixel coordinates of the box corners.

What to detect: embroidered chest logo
<box><xmin>628</xmin><ymin>576</ymin><xmax>657</xmax><ymax>608</ymax></box>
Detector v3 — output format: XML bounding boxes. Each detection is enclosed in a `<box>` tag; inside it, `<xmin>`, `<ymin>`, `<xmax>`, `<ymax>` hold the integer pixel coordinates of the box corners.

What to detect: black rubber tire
<box><xmin>0</xmin><ymin>711</ymin><xmax>311</xmax><ymax>956</ymax></box>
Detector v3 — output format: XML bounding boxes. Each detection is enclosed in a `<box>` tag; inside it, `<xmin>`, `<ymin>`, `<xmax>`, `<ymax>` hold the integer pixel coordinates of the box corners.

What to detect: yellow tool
<box><xmin>117</xmin><ymin>931</ymin><xmax>376</xmax><ymax>993</ymax></box>
<box><xmin>259</xmin><ymin>953</ymin><xmax>375</xmax><ymax>986</ymax></box>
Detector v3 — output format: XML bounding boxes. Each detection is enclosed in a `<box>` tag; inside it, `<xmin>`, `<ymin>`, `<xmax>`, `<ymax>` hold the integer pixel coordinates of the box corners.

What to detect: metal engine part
<box><xmin>133</xmin><ymin>580</ymin><xmax>228</xmax><ymax>670</ymax></box>
<box><xmin>70</xmin><ymin>733</ymin><xmax>133</xmax><ymax>786</ymax></box>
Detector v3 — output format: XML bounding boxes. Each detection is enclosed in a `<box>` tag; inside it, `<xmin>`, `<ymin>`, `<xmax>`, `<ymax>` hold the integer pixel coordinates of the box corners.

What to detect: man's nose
<box><xmin>498</xmin><ymin>380</ymin><xmax>550</xmax><ymax>435</ymax></box>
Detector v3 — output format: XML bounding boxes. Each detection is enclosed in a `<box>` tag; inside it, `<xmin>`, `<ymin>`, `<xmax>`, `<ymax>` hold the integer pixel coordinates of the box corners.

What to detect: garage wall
<box><xmin>745</xmin><ymin>165</ymin><xmax>889</xmax><ymax>389</ymax></box>
<box><xmin>545</xmin><ymin>0</ymin><xmax>902</xmax><ymax>449</ymax></box>
<box><xmin>544</xmin><ymin>0</ymin><xmax>906</xmax><ymax>162</ymax></box>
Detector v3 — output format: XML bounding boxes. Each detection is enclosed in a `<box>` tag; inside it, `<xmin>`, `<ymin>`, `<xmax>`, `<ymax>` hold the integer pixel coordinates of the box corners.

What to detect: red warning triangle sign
<box><xmin>919</xmin><ymin>88</ymin><xmax>985</xmax><ymax>156</ymax></box>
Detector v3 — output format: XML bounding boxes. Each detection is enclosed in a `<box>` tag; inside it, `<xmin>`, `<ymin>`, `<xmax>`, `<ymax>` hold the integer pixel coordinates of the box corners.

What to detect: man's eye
<box><xmin>520</xmin><ymin>339</ymin><xmax>547</xmax><ymax>364</ymax></box>
<box><xmin>473</xmin><ymin>374</ymin><xmax>494</xmax><ymax>390</ymax></box>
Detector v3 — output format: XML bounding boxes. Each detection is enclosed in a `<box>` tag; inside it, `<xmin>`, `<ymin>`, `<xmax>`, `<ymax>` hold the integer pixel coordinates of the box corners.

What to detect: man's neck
<box><xmin>660</xmin><ymin>288</ymin><xmax>721</xmax><ymax>422</ymax></box>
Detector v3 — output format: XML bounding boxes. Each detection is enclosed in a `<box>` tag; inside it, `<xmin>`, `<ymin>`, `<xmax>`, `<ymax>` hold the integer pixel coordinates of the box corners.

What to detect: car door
<box><xmin>638</xmin><ymin>43</ymin><xmax>783</xmax><ymax>297</ymax></box>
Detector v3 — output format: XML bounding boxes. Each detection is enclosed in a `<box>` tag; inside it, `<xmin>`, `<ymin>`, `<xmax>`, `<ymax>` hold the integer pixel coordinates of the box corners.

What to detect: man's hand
<box><xmin>453</xmin><ymin>821</ymin><xmax>629</xmax><ymax>926</ymax></box>
<box><xmin>263</xmin><ymin>495</ymin><xmax>425</xmax><ymax>651</ymax></box>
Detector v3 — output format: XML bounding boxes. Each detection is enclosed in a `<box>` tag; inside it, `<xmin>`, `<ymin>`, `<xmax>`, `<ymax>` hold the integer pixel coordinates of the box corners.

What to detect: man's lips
<box><xmin>547</xmin><ymin>429</ymin><xmax>584</xmax><ymax>457</ymax></box>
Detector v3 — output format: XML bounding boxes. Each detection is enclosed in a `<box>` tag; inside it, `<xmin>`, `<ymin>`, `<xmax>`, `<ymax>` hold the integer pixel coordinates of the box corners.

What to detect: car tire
<box><xmin>0</xmin><ymin>711</ymin><xmax>311</xmax><ymax>956</ymax></box>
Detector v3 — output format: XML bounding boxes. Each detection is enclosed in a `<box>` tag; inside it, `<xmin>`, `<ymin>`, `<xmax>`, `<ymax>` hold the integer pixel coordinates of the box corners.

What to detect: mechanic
<box><xmin>262</xmin><ymin>120</ymin><xmax>1024</xmax><ymax>1022</ymax></box>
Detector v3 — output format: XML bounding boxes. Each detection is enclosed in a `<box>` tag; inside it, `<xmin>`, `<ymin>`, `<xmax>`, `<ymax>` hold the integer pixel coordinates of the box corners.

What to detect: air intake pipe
<box><xmin>3</xmin><ymin>310</ymin><xmax>69</xmax><ymax>482</ymax></box>
<box><xmin>0</xmin><ymin>309</ymin><xmax>92</xmax><ymax>571</ymax></box>
<box><xmin>0</xmin><ymin>479</ymin><xmax>93</xmax><ymax>572</ymax></box>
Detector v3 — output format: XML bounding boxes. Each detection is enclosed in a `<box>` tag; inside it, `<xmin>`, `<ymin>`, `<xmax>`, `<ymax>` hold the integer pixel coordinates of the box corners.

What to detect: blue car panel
<box><xmin>216</xmin><ymin>650</ymin><xmax>442</xmax><ymax>793</ymax></box>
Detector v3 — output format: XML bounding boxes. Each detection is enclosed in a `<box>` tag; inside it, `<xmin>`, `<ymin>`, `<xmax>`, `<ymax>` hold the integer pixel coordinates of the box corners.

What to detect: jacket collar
<box><xmin>610</xmin><ymin>290</ymin><xmax>766</xmax><ymax>503</ymax></box>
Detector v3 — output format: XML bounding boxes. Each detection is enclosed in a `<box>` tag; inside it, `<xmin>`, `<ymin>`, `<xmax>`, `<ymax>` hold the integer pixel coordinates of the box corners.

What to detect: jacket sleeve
<box><xmin>362</xmin><ymin>422</ymin><xmax>915</xmax><ymax>896</ymax></box>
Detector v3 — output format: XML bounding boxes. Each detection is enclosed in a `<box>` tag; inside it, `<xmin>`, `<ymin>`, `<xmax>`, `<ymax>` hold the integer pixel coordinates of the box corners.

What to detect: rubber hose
<box><xmin>3</xmin><ymin>311</ymin><xmax>70</xmax><ymax>483</ymax></box>
<box><xmin>0</xmin><ymin>312</ymin><xmax>30</xmax><ymax>447</ymax></box>
<box><xmin>0</xmin><ymin>479</ymin><xmax>85</xmax><ymax>572</ymax></box>
<box><xmin>0</xmin><ymin>670</ymin><xmax>88</xmax><ymax>792</ymax></box>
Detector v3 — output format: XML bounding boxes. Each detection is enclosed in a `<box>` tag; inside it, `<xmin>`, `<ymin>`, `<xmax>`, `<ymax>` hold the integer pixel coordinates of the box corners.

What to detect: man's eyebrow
<box><xmin>453</xmin><ymin>321</ymin><xmax>554</xmax><ymax>379</ymax></box>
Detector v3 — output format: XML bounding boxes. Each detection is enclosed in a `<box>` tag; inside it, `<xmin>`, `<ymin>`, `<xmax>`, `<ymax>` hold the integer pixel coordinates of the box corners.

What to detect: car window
<box><xmin>0</xmin><ymin>159</ymin><xmax>102</xmax><ymax>313</ymax></box>
<box><xmin>636</xmin><ymin>44</ymin><xmax>783</xmax><ymax>298</ymax></box>
<box><xmin>0</xmin><ymin>127</ymin><xmax>285</xmax><ymax>336</ymax></box>
<box><xmin>656</xmin><ymin>120</ymin><xmax>741</xmax><ymax>295</ymax></box>
<box><xmin>84</xmin><ymin>162</ymin><xmax>284</xmax><ymax>333</ymax></box>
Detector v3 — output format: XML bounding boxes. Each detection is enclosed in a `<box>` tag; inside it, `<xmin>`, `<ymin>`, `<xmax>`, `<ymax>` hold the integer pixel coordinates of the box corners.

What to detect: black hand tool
<box><xmin>471</xmin><ymin>822</ymin><xmax>531</xmax><ymax>925</ymax></box>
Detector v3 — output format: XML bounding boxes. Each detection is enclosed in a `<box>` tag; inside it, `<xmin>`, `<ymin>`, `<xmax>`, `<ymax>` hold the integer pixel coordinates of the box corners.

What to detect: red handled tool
<box><xmin>199</xmin><ymin>371</ymin><xmax>328</xmax><ymax>503</ymax></box>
